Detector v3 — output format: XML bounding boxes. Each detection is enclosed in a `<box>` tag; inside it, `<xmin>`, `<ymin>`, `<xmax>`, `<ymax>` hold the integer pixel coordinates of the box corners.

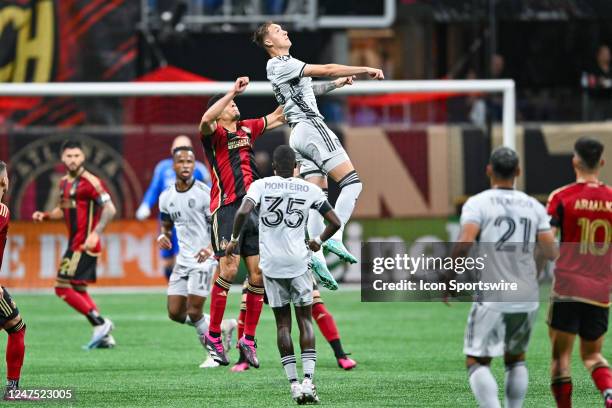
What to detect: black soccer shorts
<box><xmin>547</xmin><ymin>298</ymin><xmax>609</xmax><ymax>341</ymax></box>
<box><xmin>57</xmin><ymin>249</ymin><xmax>98</xmax><ymax>282</ymax></box>
<box><xmin>211</xmin><ymin>200</ymin><xmax>259</xmax><ymax>258</ymax></box>
<box><xmin>0</xmin><ymin>287</ymin><xmax>19</xmax><ymax>325</ymax></box>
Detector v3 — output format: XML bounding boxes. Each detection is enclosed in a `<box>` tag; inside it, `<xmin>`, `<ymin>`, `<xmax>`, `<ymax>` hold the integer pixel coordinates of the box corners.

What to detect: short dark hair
<box><xmin>490</xmin><ymin>146</ymin><xmax>519</xmax><ymax>179</ymax></box>
<box><xmin>61</xmin><ymin>139</ymin><xmax>82</xmax><ymax>153</ymax></box>
<box><xmin>272</xmin><ymin>145</ymin><xmax>296</xmax><ymax>173</ymax></box>
<box><xmin>574</xmin><ymin>137</ymin><xmax>604</xmax><ymax>170</ymax></box>
<box><xmin>0</xmin><ymin>160</ymin><xmax>6</xmax><ymax>175</ymax></box>
<box><xmin>172</xmin><ymin>146</ymin><xmax>194</xmax><ymax>156</ymax></box>
<box><xmin>253</xmin><ymin>21</ymin><xmax>274</xmax><ymax>49</ymax></box>
<box><xmin>206</xmin><ymin>93</ymin><xmax>225</xmax><ymax>110</ymax></box>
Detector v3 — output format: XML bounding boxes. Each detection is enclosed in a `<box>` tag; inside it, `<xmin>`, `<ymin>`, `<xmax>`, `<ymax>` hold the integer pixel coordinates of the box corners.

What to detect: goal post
<box><xmin>0</xmin><ymin>79</ymin><xmax>516</xmax><ymax>149</ymax></box>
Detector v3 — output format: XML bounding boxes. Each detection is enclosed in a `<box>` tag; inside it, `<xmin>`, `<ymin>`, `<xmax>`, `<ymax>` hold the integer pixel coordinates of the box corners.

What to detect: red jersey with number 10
<box><xmin>0</xmin><ymin>203</ymin><xmax>9</xmax><ymax>270</ymax></box>
<box><xmin>201</xmin><ymin>117</ymin><xmax>267</xmax><ymax>213</ymax></box>
<box><xmin>546</xmin><ymin>181</ymin><xmax>612</xmax><ymax>306</ymax></box>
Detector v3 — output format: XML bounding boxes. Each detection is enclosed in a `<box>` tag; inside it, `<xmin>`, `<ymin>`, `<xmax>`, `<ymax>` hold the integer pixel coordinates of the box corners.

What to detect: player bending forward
<box><xmin>453</xmin><ymin>147</ymin><xmax>558</xmax><ymax>408</ymax></box>
<box><xmin>226</xmin><ymin>145</ymin><xmax>341</xmax><ymax>404</ymax></box>
<box><xmin>157</xmin><ymin>146</ymin><xmax>236</xmax><ymax>368</ymax></box>
<box><xmin>33</xmin><ymin>140</ymin><xmax>116</xmax><ymax>350</ymax></box>
<box><xmin>254</xmin><ymin>21</ymin><xmax>384</xmax><ymax>271</ymax></box>
<box><xmin>546</xmin><ymin>137</ymin><xmax>612</xmax><ymax>408</ymax></box>
<box><xmin>0</xmin><ymin>162</ymin><xmax>27</xmax><ymax>399</ymax></box>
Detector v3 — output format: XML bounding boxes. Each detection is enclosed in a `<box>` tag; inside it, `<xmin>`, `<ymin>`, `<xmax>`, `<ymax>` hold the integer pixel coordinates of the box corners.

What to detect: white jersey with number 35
<box><xmin>245</xmin><ymin>176</ymin><xmax>327</xmax><ymax>279</ymax></box>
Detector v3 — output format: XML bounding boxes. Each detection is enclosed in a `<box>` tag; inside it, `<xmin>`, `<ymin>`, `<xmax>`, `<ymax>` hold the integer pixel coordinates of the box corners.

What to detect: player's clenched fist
<box><xmin>157</xmin><ymin>233</ymin><xmax>172</xmax><ymax>250</ymax></box>
<box><xmin>366</xmin><ymin>68</ymin><xmax>384</xmax><ymax>80</ymax></box>
<box><xmin>233</xmin><ymin>76</ymin><xmax>249</xmax><ymax>94</ymax></box>
<box><xmin>32</xmin><ymin>211</ymin><xmax>46</xmax><ymax>222</ymax></box>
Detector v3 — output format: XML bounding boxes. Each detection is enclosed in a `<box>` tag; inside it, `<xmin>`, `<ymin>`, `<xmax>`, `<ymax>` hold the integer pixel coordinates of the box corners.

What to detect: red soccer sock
<box><xmin>6</xmin><ymin>321</ymin><xmax>26</xmax><ymax>382</ymax></box>
<box><xmin>243</xmin><ymin>283</ymin><xmax>264</xmax><ymax>338</ymax></box>
<box><xmin>74</xmin><ymin>288</ymin><xmax>98</xmax><ymax>312</ymax></box>
<box><xmin>551</xmin><ymin>377</ymin><xmax>572</xmax><ymax>408</ymax></box>
<box><xmin>208</xmin><ymin>276</ymin><xmax>232</xmax><ymax>335</ymax></box>
<box><xmin>237</xmin><ymin>308</ymin><xmax>246</xmax><ymax>344</ymax></box>
<box><xmin>55</xmin><ymin>286</ymin><xmax>92</xmax><ymax>316</ymax></box>
<box><xmin>312</xmin><ymin>302</ymin><xmax>339</xmax><ymax>342</ymax></box>
<box><xmin>592</xmin><ymin>366</ymin><xmax>612</xmax><ymax>395</ymax></box>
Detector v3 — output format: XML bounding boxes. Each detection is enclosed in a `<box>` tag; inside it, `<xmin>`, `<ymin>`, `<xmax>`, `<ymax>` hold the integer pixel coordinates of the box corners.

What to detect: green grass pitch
<box><xmin>2</xmin><ymin>289</ymin><xmax>610</xmax><ymax>407</ymax></box>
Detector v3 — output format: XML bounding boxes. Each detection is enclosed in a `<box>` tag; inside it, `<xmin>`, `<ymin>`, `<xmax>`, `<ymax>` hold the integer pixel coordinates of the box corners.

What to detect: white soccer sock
<box><xmin>281</xmin><ymin>355</ymin><xmax>298</xmax><ymax>383</ymax></box>
<box><xmin>332</xmin><ymin>175</ymin><xmax>362</xmax><ymax>241</ymax></box>
<box><xmin>469</xmin><ymin>364</ymin><xmax>501</xmax><ymax>408</ymax></box>
<box><xmin>301</xmin><ymin>349</ymin><xmax>317</xmax><ymax>380</ymax></box>
<box><xmin>505</xmin><ymin>362</ymin><xmax>528</xmax><ymax>408</ymax></box>
<box><xmin>185</xmin><ymin>314</ymin><xmax>210</xmax><ymax>337</ymax></box>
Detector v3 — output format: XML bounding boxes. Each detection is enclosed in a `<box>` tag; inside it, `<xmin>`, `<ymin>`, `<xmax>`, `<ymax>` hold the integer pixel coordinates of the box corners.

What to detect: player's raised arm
<box><xmin>199</xmin><ymin>77</ymin><xmax>249</xmax><ymax>136</ymax></box>
<box><xmin>303</xmin><ymin>64</ymin><xmax>384</xmax><ymax>80</ymax></box>
<box><xmin>264</xmin><ymin>105</ymin><xmax>287</xmax><ymax>130</ymax></box>
<box><xmin>312</xmin><ymin>76</ymin><xmax>355</xmax><ymax>96</ymax></box>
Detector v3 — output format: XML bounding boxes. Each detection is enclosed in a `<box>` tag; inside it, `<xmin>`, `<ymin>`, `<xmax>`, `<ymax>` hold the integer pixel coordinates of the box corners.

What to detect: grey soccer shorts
<box><xmin>263</xmin><ymin>271</ymin><xmax>314</xmax><ymax>308</ymax></box>
<box><xmin>289</xmin><ymin>118</ymin><xmax>349</xmax><ymax>179</ymax></box>
<box><xmin>463</xmin><ymin>302</ymin><xmax>538</xmax><ymax>357</ymax></box>
<box><xmin>167</xmin><ymin>258</ymin><xmax>217</xmax><ymax>298</ymax></box>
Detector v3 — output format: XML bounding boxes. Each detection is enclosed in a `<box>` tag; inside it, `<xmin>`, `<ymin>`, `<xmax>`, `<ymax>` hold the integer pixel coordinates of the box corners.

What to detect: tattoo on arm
<box><xmin>313</xmin><ymin>81</ymin><xmax>336</xmax><ymax>96</ymax></box>
<box><xmin>94</xmin><ymin>202</ymin><xmax>116</xmax><ymax>234</ymax></box>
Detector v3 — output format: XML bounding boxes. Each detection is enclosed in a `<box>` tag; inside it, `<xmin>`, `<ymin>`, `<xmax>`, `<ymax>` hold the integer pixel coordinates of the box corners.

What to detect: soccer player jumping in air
<box><xmin>253</xmin><ymin>22</ymin><xmax>384</xmax><ymax>273</ymax></box>
<box><xmin>32</xmin><ymin>140</ymin><xmax>116</xmax><ymax>350</ymax></box>
<box><xmin>546</xmin><ymin>137</ymin><xmax>612</xmax><ymax>408</ymax></box>
<box><xmin>198</xmin><ymin>77</ymin><xmax>285</xmax><ymax>367</ymax></box>
<box><xmin>226</xmin><ymin>145</ymin><xmax>341</xmax><ymax>404</ymax></box>
<box><xmin>0</xmin><ymin>161</ymin><xmax>27</xmax><ymax>399</ymax></box>
<box><xmin>453</xmin><ymin>147</ymin><xmax>558</xmax><ymax>408</ymax></box>
<box><xmin>157</xmin><ymin>146</ymin><xmax>235</xmax><ymax>368</ymax></box>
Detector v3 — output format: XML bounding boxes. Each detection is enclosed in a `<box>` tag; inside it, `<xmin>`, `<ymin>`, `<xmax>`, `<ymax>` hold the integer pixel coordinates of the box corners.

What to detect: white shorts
<box><xmin>289</xmin><ymin>118</ymin><xmax>349</xmax><ymax>178</ymax></box>
<box><xmin>263</xmin><ymin>271</ymin><xmax>314</xmax><ymax>308</ymax></box>
<box><xmin>463</xmin><ymin>302</ymin><xmax>538</xmax><ymax>357</ymax></box>
<box><xmin>167</xmin><ymin>258</ymin><xmax>217</xmax><ymax>298</ymax></box>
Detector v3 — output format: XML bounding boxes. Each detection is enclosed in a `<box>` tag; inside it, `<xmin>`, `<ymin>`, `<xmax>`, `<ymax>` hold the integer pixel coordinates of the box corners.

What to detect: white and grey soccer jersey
<box><xmin>460</xmin><ymin>188</ymin><xmax>551</xmax><ymax>312</ymax></box>
<box><xmin>159</xmin><ymin>180</ymin><xmax>215</xmax><ymax>296</ymax></box>
<box><xmin>266</xmin><ymin>55</ymin><xmax>348</xmax><ymax>177</ymax></box>
<box><xmin>244</xmin><ymin>176</ymin><xmax>329</xmax><ymax>279</ymax></box>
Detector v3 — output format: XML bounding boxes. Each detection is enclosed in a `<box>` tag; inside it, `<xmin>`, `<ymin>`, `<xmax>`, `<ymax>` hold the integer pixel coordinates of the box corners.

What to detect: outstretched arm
<box><xmin>199</xmin><ymin>76</ymin><xmax>250</xmax><ymax>136</ymax></box>
<box><xmin>312</xmin><ymin>76</ymin><xmax>355</xmax><ymax>96</ymax></box>
<box><xmin>303</xmin><ymin>64</ymin><xmax>384</xmax><ymax>80</ymax></box>
<box><xmin>264</xmin><ymin>105</ymin><xmax>286</xmax><ymax>130</ymax></box>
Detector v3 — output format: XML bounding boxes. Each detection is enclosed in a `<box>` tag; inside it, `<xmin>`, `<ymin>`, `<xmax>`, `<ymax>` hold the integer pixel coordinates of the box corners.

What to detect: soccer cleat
<box><xmin>85</xmin><ymin>318</ymin><xmax>114</xmax><ymax>350</ymax></box>
<box><xmin>221</xmin><ymin>318</ymin><xmax>238</xmax><ymax>353</ymax></box>
<box><xmin>202</xmin><ymin>333</ymin><xmax>229</xmax><ymax>366</ymax></box>
<box><xmin>231</xmin><ymin>361</ymin><xmax>250</xmax><ymax>372</ymax></box>
<box><xmin>199</xmin><ymin>356</ymin><xmax>220</xmax><ymax>368</ymax></box>
<box><xmin>238</xmin><ymin>336</ymin><xmax>260</xmax><ymax>368</ymax></box>
<box><xmin>299</xmin><ymin>378</ymin><xmax>320</xmax><ymax>404</ymax></box>
<box><xmin>337</xmin><ymin>355</ymin><xmax>357</xmax><ymax>370</ymax></box>
<box><xmin>96</xmin><ymin>334</ymin><xmax>116</xmax><ymax>349</ymax></box>
<box><xmin>309</xmin><ymin>256</ymin><xmax>338</xmax><ymax>291</ymax></box>
<box><xmin>323</xmin><ymin>239</ymin><xmax>357</xmax><ymax>264</ymax></box>
<box><xmin>290</xmin><ymin>382</ymin><xmax>302</xmax><ymax>403</ymax></box>
<box><xmin>605</xmin><ymin>390</ymin><xmax>612</xmax><ymax>408</ymax></box>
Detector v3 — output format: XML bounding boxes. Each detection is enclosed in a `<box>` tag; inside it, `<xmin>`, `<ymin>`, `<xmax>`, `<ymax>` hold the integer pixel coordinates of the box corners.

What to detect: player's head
<box><xmin>172</xmin><ymin>146</ymin><xmax>196</xmax><ymax>182</ymax></box>
<box><xmin>207</xmin><ymin>93</ymin><xmax>240</xmax><ymax>122</ymax></box>
<box><xmin>170</xmin><ymin>135</ymin><xmax>192</xmax><ymax>155</ymax></box>
<box><xmin>573</xmin><ymin>137</ymin><xmax>604</xmax><ymax>174</ymax></box>
<box><xmin>487</xmin><ymin>146</ymin><xmax>520</xmax><ymax>182</ymax></box>
<box><xmin>60</xmin><ymin>140</ymin><xmax>85</xmax><ymax>174</ymax></box>
<box><xmin>0</xmin><ymin>160</ymin><xmax>8</xmax><ymax>194</ymax></box>
<box><xmin>253</xmin><ymin>22</ymin><xmax>291</xmax><ymax>55</ymax></box>
<box><xmin>272</xmin><ymin>145</ymin><xmax>296</xmax><ymax>177</ymax></box>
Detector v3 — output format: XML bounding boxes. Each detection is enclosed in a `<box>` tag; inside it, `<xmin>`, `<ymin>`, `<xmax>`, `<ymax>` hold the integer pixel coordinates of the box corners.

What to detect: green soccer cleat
<box><xmin>309</xmin><ymin>255</ymin><xmax>338</xmax><ymax>291</ymax></box>
<box><xmin>323</xmin><ymin>239</ymin><xmax>358</xmax><ymax>264</ymax></box>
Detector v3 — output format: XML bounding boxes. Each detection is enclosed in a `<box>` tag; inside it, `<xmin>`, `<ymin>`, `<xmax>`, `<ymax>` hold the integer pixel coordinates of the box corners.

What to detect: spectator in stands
<box><xmin>486</xmin><ymin>54</ymin><xmax>506</xmax><ymax>122</ymax></box>
<box><xmin>585</xmin><ymin>45</ymin><xmax>612</xmax><ymax>121</ymax></box>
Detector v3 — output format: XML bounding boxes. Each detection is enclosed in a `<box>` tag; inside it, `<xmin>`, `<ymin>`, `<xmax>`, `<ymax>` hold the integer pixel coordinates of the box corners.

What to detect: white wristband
<box><xmin>314</xmin><ymin>236</ymin><xmax>323</xmax><ymax>245</ymax></box>
<box><xmin>230</xmin><ymin>234</ymin><xmax>240</xmax><ymax>243</ymax></box>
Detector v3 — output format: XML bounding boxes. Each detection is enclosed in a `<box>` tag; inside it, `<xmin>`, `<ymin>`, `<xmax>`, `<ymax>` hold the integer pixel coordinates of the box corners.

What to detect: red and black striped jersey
<box><xmin>59</xmin><ymin>169</ymin><xmax>111</xmax><ymax>254</ymax></box>
<box><xmin>546</xmin><ymin>181</ymin><xmax>612</xmax><ymax>306</ymax></box>
<box><xmin>0</xmin><ymin>203</ymin><xmax>9</xmax><ymax>271</ymax></box>
<box><xmin>201</xmin><ymin>117</ymin><xmax>267</xmax><ymax>213</ymax></box>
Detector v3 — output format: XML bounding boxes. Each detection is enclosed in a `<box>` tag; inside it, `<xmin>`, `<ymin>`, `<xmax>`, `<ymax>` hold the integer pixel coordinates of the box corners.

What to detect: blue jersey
<box><xmin>140</xmin><ymin>158</ymin><xmax>211</xmax><ymax>209</ymax></box>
